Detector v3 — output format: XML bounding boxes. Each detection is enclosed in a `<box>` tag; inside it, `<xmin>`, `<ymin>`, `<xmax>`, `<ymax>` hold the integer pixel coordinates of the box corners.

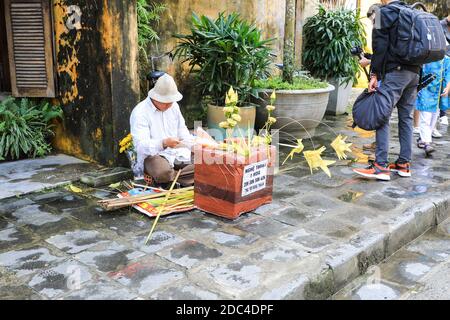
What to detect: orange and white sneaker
<box><xmin>353</xmin><ymin>162</ymin><xmax>391</xmax><ymax>181</ymax></box>
<box><xmin>388</xmin><ymin>161</ymin><xmax>411</xmax><ymax>178</ymax></box>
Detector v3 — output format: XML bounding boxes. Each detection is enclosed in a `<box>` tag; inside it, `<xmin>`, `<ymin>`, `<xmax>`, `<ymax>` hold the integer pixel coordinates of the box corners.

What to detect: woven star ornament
<box><xmin>304</xmin><ymin>146</ymin><xmax>336</xmax><ymax>177</ymax></box>
<box><xmin>331</xmin><ymin>135</ymin><xmax>353</xmax><ymax>160</ymax></box>
<box><xmin>282</xmin><ymin>139</ymin><xmax>305</xmax><ymax>166</ymax></box>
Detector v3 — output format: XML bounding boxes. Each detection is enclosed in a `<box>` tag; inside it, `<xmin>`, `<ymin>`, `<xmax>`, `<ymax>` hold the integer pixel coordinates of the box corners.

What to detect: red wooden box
<box><xmin>194</xmin><ymin>145</ymin><xmax>276</xmax><ymax>220</ymax></box>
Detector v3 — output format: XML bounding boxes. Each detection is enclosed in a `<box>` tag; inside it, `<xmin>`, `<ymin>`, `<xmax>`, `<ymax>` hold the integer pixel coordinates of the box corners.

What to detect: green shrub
<box><xmin>0</xmin><ymin>97</ymin><xmax>63</xmax><ymax>160</ymax></box>
<box><xmin>137</xmin><ymin>0</ymin><xmax>166</xmax><ymax>51</ymax></box>
<box><xmin>137</xmin><ymin>0</ymin><xmax>166</xmax><ymax>99</ymax></box>
<box><xmin>174</xmin><ymin>12</ymin><xmax>274</xmax><ymax>107</ymax></box>
<box><xmin>303</xmin><ymin>6</ymin><xmax>366</xmax><ymax>85</ymax></box>
<box><xmin>255</xmin><ymin>76</ymin><xmax>329</xmax><ymax>90</ymax></box>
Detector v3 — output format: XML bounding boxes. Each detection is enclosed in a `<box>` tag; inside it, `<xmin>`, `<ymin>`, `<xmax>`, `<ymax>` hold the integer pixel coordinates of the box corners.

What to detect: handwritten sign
<box><xmin>242</xmin><ymin>160</ymin><xmax>268</xmax><ymax>197</ymax></box>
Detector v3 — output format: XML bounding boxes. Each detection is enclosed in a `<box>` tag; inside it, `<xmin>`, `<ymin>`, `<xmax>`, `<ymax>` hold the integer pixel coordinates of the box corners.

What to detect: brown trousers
<box><xmin>144</xmin><ymin>155</ymin><xmax>194</xmax><ymax>185</ymax></box>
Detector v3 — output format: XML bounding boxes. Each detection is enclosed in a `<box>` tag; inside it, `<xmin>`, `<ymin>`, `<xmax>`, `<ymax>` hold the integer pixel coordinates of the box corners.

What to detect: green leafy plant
<box><xmin>137</xmin><ymin>0</ymin><xmax>166</xmax><ymax>99</ymax></box>
<box><xmin>302</xmin><ymin>6</ymin><xmax>366</xmax><ymax>85</ymax></box>
<box><xmin>0</xmin><ymin>97</ymin><xmax>63</xmax><ymax>160</ymax></box>
<box><xmin>137</xmin><ymin>0</ymin><xmax>166</xmax><ymax>53</ymax></box>
<box><xmin>173</xmin><ymin>12</ymin><xmax>274</xmax><ymax>106</ymax></box>
<box><xmin>255</xmin><ymin>76</ymin><xmax>328</xmax><ymax>90</ymax></box>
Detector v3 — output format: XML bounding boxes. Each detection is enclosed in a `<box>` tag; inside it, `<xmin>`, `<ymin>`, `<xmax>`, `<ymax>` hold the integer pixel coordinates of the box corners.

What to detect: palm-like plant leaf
<box><xmin>174</xmin><ymin>12</ymin><xmax>274</xmax><ymax>106</ymax></box>
<box><xmin>303</xmin><ymin>6</ymin><xmax>366</xmax><ymax>85</ymax></box>
<box><xmin>0</xmin><ymin>97</ymin><xmax>63</xmax><ymax>160</ymax></box>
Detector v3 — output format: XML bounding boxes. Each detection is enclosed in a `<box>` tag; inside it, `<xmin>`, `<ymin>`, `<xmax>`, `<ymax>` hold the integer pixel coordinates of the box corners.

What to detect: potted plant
<box><xmin>194</xmin><ymin>87</ymin><xmax>277</xmax><ymax>220</ymax></box>
<box><xmin>173</xmin><ymin>12</ymin><xmax>273</xmax><ymax>139</ymax></box>
<box><xmin>303</xmin><ymin>5</ymin><xmax>366</xmax><ymax>115</ymax></box>
<box><xmin>254</xmin><ymin>74</ymin><xmax>334</xmax><ymax>138</ymax></box>
<box><xmin>254</xmin><ymin>0</ymin><xmax>335</xmax><ymax>138</ymax></box>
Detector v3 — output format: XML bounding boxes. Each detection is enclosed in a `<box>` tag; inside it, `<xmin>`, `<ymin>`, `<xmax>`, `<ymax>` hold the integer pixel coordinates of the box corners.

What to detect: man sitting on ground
<box><xmin>130</xmin><ymin>74</ymin><xmax>194</xmax><ymax>186</ymax></box>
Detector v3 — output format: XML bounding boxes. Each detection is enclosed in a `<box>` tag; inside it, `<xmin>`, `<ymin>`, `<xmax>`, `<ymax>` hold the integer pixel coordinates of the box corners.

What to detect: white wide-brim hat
<box><xmin>148</xmin><ymin>73</ymin><xmax>183</xmax><ymax>103</ymax></box>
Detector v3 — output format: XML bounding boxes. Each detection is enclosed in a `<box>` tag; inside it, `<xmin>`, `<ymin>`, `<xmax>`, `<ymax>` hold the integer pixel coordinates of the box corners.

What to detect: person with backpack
<box><xmin>353</xmin><ymin>0</ymin><xmax>446</xmax><ymax>181</ymax></box>
<box><xmin>415</xmin><ymin>55</ymin><xmax>450</xmax><ymax>156</ymax></box>
<box><xmin>439</xmin><ymin>15</ymin><xmax>450</xmax><ymax>126</ymax></box>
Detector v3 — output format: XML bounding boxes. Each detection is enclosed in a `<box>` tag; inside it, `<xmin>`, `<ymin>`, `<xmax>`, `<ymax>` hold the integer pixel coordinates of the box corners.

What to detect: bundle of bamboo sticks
<box><xmin>98</xmin><ymin>186</ymin><xmax>194</xmax><ymax>212</ymax></box>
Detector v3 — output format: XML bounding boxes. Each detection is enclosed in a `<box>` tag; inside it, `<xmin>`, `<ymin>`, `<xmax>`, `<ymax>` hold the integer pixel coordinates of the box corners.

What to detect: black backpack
<box><xmin>390</xmin><ymin>3</ymin><xmax>446</xmax><ymax>65</ymax></box>
<box><xmin>352</xmin><ymin>88</ymin><xmax>394</xmax><ymax>131</ymax></box>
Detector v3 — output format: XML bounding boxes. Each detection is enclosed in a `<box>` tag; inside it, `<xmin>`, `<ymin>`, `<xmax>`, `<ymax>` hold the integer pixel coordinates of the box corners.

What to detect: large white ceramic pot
<box><xmin>255</xmin><ymin>85</ymin><xmax>335</xmax><ymax>140</ymax></box>
<box><xmin>326</xmin><ymin>78</ymin><xmax>353</xmax><ymax>115</ymax></box>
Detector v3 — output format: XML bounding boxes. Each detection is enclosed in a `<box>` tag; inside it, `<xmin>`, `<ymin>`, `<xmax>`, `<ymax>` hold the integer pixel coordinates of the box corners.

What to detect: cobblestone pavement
<box><xmin>0</xmin><ymin>93</ymin><xmax>449</xmax><ymax>299</ymax></box>
<box><xmin>333</xmin><ymin>219</ymin><xmax>450</xmax><ymax>300</ymax></box>
<box><xmin>0</xmin><ymin>154</ymin><xmax>101</xmax><ymax>200</ymax></box>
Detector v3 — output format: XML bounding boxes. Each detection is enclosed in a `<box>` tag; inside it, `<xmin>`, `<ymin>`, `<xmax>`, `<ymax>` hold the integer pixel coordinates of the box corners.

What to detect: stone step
<box><xmin>297</xmin><ymin>199</ymin><xmax>450</xmax><ymax>300</ymax></box>
<box><xmin>80</xmin><ymin>167</ymin><xmax>133</xmax><ymax>187</ymax></box>
<box><xmin>332</xmin><ymin>218</ymin><xmax>450</xmax><ymax>300</ymax></box>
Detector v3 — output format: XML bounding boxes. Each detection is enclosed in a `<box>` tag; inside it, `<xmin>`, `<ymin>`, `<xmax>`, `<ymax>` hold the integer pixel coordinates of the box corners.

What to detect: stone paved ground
<box><xmin>0</xmin><ymin>93</ymin><xmax>449</xmax><ymax>300</ymax></box>
<box><xmin>0</xmin><ymin>154</ymin><xmax>102</xmax><ymax>200</ymax></box>
<box><xmin>333</xmin><ymin>219</ymin><xmax>450</xmax><ymax>300</ymax></box>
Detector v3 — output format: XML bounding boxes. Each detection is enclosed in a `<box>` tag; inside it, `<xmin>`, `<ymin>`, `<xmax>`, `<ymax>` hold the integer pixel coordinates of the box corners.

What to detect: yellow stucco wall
<box><xmin>156</xmin><ymin>0</ymin><xmax>379</xmax><ymax>89</ymax></box>
<box><xmin>155</xmin><ymin>0</ymin><xmax>287</xmax><ymax>76</ymax></box>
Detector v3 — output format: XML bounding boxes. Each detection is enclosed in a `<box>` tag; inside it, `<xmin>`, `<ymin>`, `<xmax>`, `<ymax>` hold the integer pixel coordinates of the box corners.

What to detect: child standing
<box><xmin>416</xmin><ymin>55</ymin><xmax>450</xmax><ymax>157</ymax></box>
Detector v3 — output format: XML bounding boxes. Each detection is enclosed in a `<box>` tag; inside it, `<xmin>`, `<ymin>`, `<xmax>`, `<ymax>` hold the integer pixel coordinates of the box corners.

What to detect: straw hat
<box><xmin>148</xmin><ymin>74</ymin><xmax>183</xmax><ymax>103</ymax></box>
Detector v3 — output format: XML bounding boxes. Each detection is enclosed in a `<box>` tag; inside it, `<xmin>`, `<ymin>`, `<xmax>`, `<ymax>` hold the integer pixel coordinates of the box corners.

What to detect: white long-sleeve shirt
<box><xmin>130</xmin><ymin>96</ymin><xmax>193</xmax><ymax>176</ymax></box>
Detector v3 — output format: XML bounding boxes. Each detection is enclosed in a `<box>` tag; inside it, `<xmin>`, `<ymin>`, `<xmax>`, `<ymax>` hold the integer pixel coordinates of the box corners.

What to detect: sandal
<box><xmin>417</xmin><ymin>138</ymin><xmax>425</xmax><ymax>149</ymax></box>
<box><xmin>424</xmin><ymin>144</ymin><xmax>435</xmax><ymax>157</ymax></box>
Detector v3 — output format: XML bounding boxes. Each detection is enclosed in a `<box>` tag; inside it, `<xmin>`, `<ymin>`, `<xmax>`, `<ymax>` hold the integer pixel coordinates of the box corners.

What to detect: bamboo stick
<box><xmin>97</xmin><ymin>187</ymin><xmax>194</xmax><ymax>211</ymax></box>
<box><xmin>98</xmin><ymin>186</ymin><xmax>193</xmax><ymax>203</ymax></box>
<box><xmin>131</xmin><ymin>183</ymin><xmax>165</xmax><ymax>192</ymax></box>
<box><xmin>163</xmin><ymin>199</ymin><xmax>194</xmax><ymax>210</ymax></box>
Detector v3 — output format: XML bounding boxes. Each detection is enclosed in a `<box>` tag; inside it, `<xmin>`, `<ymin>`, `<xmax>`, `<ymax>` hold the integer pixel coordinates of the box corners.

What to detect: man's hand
<box><xmin>359</xmin><ymin>57</ymin><xmax>371</xmax><ymax>69</ymax></box>
<box><xmin>442</xmin><ymin>85</ymin><xmax>450</xmax><ymax>97</ymax></box>
<box><xmin>368</xmin><ymin>75</ymin><xmax>378</xmax><ymax>93</ymax></box>
<box><xmin>163</xmin><ymin>137</ymin><xmax>180</xmax><ymax>149</ymax></box>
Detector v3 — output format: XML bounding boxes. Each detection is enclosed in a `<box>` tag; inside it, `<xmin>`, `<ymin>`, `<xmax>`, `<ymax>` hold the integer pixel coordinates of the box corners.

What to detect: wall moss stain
<box><xmin>48</xmin><ymin>0</ymin><xmax>146</xmax><ymax>166</ymax></box>
<box><xmin>99</xmin><ymin>0</ymin><xmax>113</xmax><ymax>72</ymax></box>
<box><xmin>54</xmin><ymin>0</ymin><xmax>81</xmax><ymax>105</ymax></box>
<box><xmin>127</xmin><ymin>4</ymin><xmax>139</xmax><ymax>89</ymax></box>
<box><xmin>52</xmin><ymin>0</ymin><xmax>115</xmax><ymax>164</ymax></box>
<box><xmin>52</xmin><ymin>119</ymin><xmax>92</xmax><ymax>163</ymax></box>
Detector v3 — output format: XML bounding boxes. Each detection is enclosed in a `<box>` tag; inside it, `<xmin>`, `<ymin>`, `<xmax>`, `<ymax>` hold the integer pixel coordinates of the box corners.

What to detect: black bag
<box><xmin>391</xmin><ymin>3</ymin><xmax>447</xmax><ymax>65</ymax></box>
<box><xmin>352</xmin><ymin>88</ymin><xmax>393</xmax><ymax>131</ymax></box>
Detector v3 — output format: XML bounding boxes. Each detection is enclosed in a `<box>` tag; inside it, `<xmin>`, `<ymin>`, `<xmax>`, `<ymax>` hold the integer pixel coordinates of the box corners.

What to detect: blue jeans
<box><xmin>376</xmin><ymin>70</ymin><xmax>420</xmax><ymax>166</ymax></box>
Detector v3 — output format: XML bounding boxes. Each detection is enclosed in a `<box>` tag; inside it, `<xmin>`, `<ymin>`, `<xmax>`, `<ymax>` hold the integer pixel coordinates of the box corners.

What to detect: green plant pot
<box><xmin>207</xmin><ymin>104</ymin><xmax>256</xmax><ymax>141</ymax></box>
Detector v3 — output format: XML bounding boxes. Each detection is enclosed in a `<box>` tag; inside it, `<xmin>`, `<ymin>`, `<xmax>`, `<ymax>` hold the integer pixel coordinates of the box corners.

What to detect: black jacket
<box><xmin>371</xmin><ymin>1</ymin><xmax>421</xmax><ymax>78</ymax></box>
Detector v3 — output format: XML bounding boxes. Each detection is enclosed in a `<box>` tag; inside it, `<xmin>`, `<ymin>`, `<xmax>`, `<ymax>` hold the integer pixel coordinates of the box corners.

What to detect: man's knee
<box><xmin>144</xmin><ymin>156</ymin><xmax>174</xmax><ymax>183</ymax></box>
<box><xmin>154</xmin><ymin>168</ymin><xmax>174</xmax><ymax>183</ymax></box>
